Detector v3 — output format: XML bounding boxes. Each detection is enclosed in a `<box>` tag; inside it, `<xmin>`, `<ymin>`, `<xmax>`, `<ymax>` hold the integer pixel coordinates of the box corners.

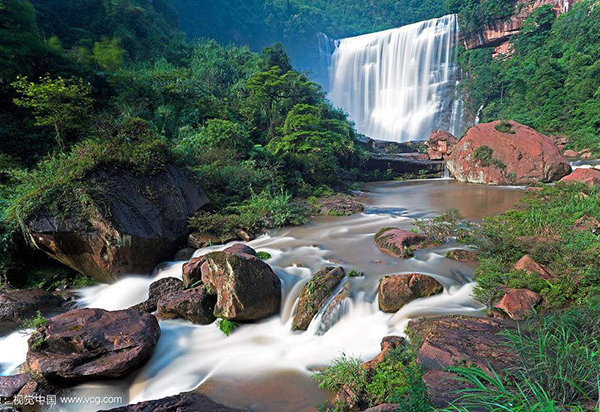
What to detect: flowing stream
<box><xmin>327</xmin><ymin>15</ymin><xmax>465</xmax><ymax>142</ymax></box>
<box><xmin>0</xmin><ymin>179</ymin><xmax>523</xmax><ymax>411</ymax></box>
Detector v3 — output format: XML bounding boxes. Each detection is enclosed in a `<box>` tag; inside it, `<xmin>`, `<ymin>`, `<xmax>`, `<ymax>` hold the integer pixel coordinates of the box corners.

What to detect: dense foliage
<box><xmin>0</xmin><ymin>0</ymin><xmax>371</xmax><ymax>284</ymax></box>
<box><xmin>457</xmin><ymin>0</ymin><xmax>600</xmax><ymax>153</ymax></box>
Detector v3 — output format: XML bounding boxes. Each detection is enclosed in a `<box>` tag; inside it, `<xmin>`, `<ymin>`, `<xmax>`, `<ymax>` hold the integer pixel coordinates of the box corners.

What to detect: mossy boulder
<box><xmin>378</xmin><ymin>274</ymin><xmax>443</xmax><ymax>313</ymax></box>
<box><xmin>374</xmin><ymin>227</ymin><xmax>432</xmax><ymax>258</ymax></box>
<box><xmin>26</xmin><ymin>165</ymin><xmax>209</xmax><ymax>283</ymax></box>
<box><xmin>201</xmin><ymin>247</ymin><xmax>281</xmax><ymax>321</ymax></box>
<box><xmin>293</xmin><ymin>266</ymin><xmax>345</xmax><ymax>331</ymax></box>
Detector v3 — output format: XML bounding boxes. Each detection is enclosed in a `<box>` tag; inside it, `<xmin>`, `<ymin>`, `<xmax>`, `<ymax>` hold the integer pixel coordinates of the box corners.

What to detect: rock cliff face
<box><xmin>461</xmin><ymin>0</ymin><xmax>578</xmax><ymax>52</ymax></box>
<box><xmin>26</xmin><ymin>165</ymin><xmax>209</xmax><ymax>283</ymax></box>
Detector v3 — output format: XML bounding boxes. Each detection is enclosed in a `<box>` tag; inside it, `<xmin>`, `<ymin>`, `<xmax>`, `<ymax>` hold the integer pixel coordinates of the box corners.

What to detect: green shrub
<box><xmin>216</xmin><ymin>318</ymin><xmax>238</xmax><ymax>336</ymax></box>
<box><xmin>494</xmin><ymin>120</ymin><xmax>516</xmax><ymax>134</ymax></box>
<box><xmin>21</xmin><ymin>310</ymin><xmax>48</xmax><ymax>330</ymax></box>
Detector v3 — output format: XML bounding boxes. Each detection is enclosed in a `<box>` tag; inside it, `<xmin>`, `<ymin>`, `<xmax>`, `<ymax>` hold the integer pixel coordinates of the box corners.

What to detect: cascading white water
<box><xmin>328</xmin><ymin>14</ymin><xmax>465</xmax><ymax>142</ymax></box>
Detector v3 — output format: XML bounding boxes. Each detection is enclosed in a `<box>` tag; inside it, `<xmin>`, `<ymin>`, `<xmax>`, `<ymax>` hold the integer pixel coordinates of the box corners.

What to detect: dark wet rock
<box><xmin>26</xmin><ymin>165</ymin><xmax>210</xmax><ymax>283</ymax></box>
<box><xmin>374</xmin><ymin>228</ymin><xmax>433</xmax><ymax>258</ymax></box>
<box><xmin>408</xmin><ymin>315</ymin><xmax>516</xmax><ymax>406</ymax></box>
<box><xmin>130</xmin><ymin>277</ymin><xmax>183</xmax><ymax>313</ymax></box>
<box><xmin>293</xmin><ymin>267</ymin><xmax>346</xmax><ymax>331</ymax></box>
<box><xmin>446</xmin><ymin>249</ymin><xmax>479</xmax><ymax>262</ymax></box>
<box><xmin>202</xmin><ymin>248</ymin><xmax>281</xmax><ymax>321</ymax></box>
<box><xmin>0</xmin><ymin>288</ymin><xmax>64</xmax><ymax>323</ymax></box>
<box><xmin>101</xmin><ymin>391</ymin><xmax>244</xmax><ymax>412</ymax></box>
<box><xmin>182</xmin><ymin>256</ymin><xmax>206</xmax><ymax>288</ymax></box>
<box><xmin>188</xmin><ymin>232</ymin><xmax>220</xmax><ymax>249</ymax></box>
<box><xmin>27</xmin><ymin>308</ymin><xmax>160</xmax><ymax>383</ymax></box>
<box><xmin>493</xmin><ymin>288</ymin><xmax>541</xmax><ymax>320</ymax></box>
<box><xmin>157</xmin><ymin>286</ymin><xmax>217</xmax><ymax>325</ymax></box>
<box><xmin>561</xmin><ymin>168</ymin><xmax>600</xmax><ymax>187</ymax></box>
<box><xmin>366</xmin><ymin>154</ymin><xmax>443</xmax><ymax>177</ymax></box>
<box><xmin>0</xmin><ymin>373</ymin><xmax>29</xmax><ymax>398</ymax></box>
<box><xmin>514</xmin><ymin>254</ymin><xmax>552</xmax><ymax>280</ymax></box>
<box><xmin>15</xmin><ymin>377</ymin><xmax>62</xmax><ymax>412</ymax></box>
<box><xmin>316</xmin><ymin>283</ymin><xmax>351</xmax><ymax>335</ymax></box>
<box><xmin>378</xmin><ymin>274</ymin><xmax>443</xmax><ymax>313</ymax></box>
<box><xmin>174</xmin><ymin>248</ymin><xmax>196</xmax><ymax>261</ymax></box>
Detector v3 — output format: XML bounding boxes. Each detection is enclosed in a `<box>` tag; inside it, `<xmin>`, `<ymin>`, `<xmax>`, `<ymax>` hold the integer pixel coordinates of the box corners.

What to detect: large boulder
<box><xmin>102</xmin><ymin>392</ymin><xmax>243</xmax><ymax>412</ymax></box>
<box><xmin>0</xmin><ymin>288</ymin><xmax>64</xmax><ymax>324</ymax></box>
<box><xmin>374</xmin><ymin>228</ymin><xmax>433</xmax><ymax>258</ymax></box>
<box><xmin>157</xmin><ymin>286</ymin><xmax>217</xmax><ymax>325</ymax></box>
<box><xmin>560</xmin><ymin>168</ymin><xmax>600</xmax><ymax>187</ymax></box>
<box><xmin>292</xmin><ymin>267</ymin><xmax>345</xmax><ymax>331</ymax></box>
<box><xmin>182</xmin><ymin>256</ymin><xmax>206</xmax><ymax>288</ymax></box>
<box><xmin>426</xmin><ymin>130</ymin><xmax>457</xmax><ymax>160</ymax></box>
<box><xmin>0</xmin><ymin>374</ymin><xmax>30</xmax><ymax>398</ymax></box>
<box><xmin>408</xmin><ymin>316</ymin><xmax>516</xmax><ymax>407</ymax></box>
<box><xmin>26</xmin><ymin>165</ymin><xmax>209</xmax><ymax>283</ymax></box>
<box><xmin>378</xmin><ymin>274</ymin><xmax>443</xmax><ymax>313</ymax></box>
<box><xmin>27</xmin><ymin>308</ymin><xmax>160</xmax><ymax>383</ymax></box>
<box><xmin>446</xmin><ymin>121</ymin><xmax>571</xmax><ymax>185</ymax></box>
<box><xmin>130</xmin><ymin>277</ymin><xmax>184</xmax><ymax>313</ymax></box>
<box><xmin>201</xmin><ymin>247</ymin><xmax>281</xmax><ymax>321</ymax></box>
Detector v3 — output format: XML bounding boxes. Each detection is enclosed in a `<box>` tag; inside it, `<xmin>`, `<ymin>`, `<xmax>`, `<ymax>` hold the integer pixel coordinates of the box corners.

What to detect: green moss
<box><xmin>256</xmin><ymin>251</ymin><xmax>271</xmax><ymax>260</ymax></box>
<box><xmin>216</xmin><ymin>318</ymin><xmax>238</xmax><ymax>336</ymax></box>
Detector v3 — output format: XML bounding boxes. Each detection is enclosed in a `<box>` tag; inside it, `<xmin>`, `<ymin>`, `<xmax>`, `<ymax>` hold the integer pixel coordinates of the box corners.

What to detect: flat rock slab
<box><xmin>374</xmin><ymin>228</ymin><xmax>432</xmax><ymax>258</ymax></box>
<box><xmin>101</xmin><ymin>391</ymin><xmax>244</xmax><ymax>411</ymax></box>
<box><xmin>408</xmin><ymin>315</ymin><xmax>517</xmax><ymax>407</ymax></box>
<box><xmin>27</xmin><ymin>308</ymin><xmax>160</xmax><ymax>383</ymax></box>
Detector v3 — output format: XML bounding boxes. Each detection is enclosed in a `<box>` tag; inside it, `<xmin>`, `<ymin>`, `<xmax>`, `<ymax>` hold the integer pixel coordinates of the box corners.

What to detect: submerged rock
<box><xmin>157</xmin><ymin>286</ymin><xmax>216</xmax><ymax>325</ymax></box>
<box><xmin>202</xmin><ymin>247</ymin><xmax>281</xmax><ymax>321</ymax></box>
<box><xmin>102</xmin><ymin>391</ymin><xmax>243</xmax><ymax>412</ymax></box>
<box><xmin>493</xmin><ymin>288</ymin><xmax>541</xmax><ymax>320</ymax></box>
<box><xmin>315</xmin><ymin>195</ymin><xmax>365</xmax><ymax>216</ymax></box>
<box><xmin>130</xmin><ymin>277</ymin><xmax>183</xmax><ymax>313</ymax></box>
<box><xmin>27</xmin><ymin>308</ymin><xmax>160</xmax><ymax>383</ymax></box>
<box><xmin>560</xmin><ymin>168</ymin><xmax>600</xmax><ymax>187</ymax></box>
<box><xmin>0</xmin><ymin>288</ymin><xmax>64</xmax><ymax>324</ymax></box>
<box><xmin>446</xmin><ymin>120</ymin><xmax>571</xmax><ymax>185</ymax></box>
<box><xmin>26</xmin><ymin>165</ymin><xmax>209</xmax><ymax>283</ymax></box>
<box><xmin>373</xmin><ymin>228</ymin><xmax>432</xmax><ymax>258</ymax></box>
<box><xmin>378</xmin><ymin>274</ymin><xmax>443</xmax><ymax>313</ymax></box>
<box><xmin>408</xmin><ymin>315</ymin><xmax>516</xmax><ymax>407</ymax></box>
<box><xmin>293</xmin><ymin>266</ymin><xmax>346</xmax><ymax>331</ymax></box>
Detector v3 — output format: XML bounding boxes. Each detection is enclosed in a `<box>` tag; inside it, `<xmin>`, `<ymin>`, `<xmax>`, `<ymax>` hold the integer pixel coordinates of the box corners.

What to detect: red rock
<box><xmin>27</xmin><ymin>308</ymin><xmax>160</xmax><ymax>383</ymax></box>
<box><xmin>374</xmin><ymin>228</ymin><xmax>432</xmax><ymax>258</ymax></box>
<box><xmin>514</xmin><ymin>254</ymin><xmax>552</xmax><ymax>280</ymax></box>
<box><xmin>494</xmin><ymin>288</ymin><xmax>541</xmax><ymax>320</ymax></box>
<box><xmin>362</xmin><ymin>336</ymin><xmax>405</xmax><ymax>372</ymax></box>
<box><xmin>182</xmin><ymin>256</ymin><xmax>205</xmax><ymax>288</ymax></box>
<box><xmin>579</xmin><ymin>150</ymin><xmax>592</xmax><ymax>159</ymax></box>
<box><xmin>492</xmin><ymin>41</ymin><xmax>514</xmax><ymax>59</ymax></box>
<box><xmin>422</xmin><ymin>370</ymin><xmax>470</xmax><ymax>408</ymax></box>
<box><xmin>223</xmin><ymin>244</ymin><xmax>256</xmax><ymax>256</ymax></box>
<box><xmin>564</xmin><ymin>149</ymin><xmax>579</xmax><ymax>157</ymax></box>
<box><xmin>574</xmin><ymin>215</ymin><xmax>600</xmax><ymax>233</ymax></box>
<box><xmin>201</xmin><ymin>248</ymin><xmax>281</xmax><ymax>321</ymax></box>
<box><xmin>561</xmin><ymin>168</ymin><xmax>600</xmax><ymax>187</ymax></box>
<box><xmin>334</xmin><ymin>384</ymin><xmax>360</xmax><ymax>411</ymax></box>
<box><xmin>462</xmin><ymin>0</ymin><xmax>578</xmax><ymax>50</ymax></box>
<box><xmin>446</xmin><ymin>120</ymin><xmax>571</xmax><ymax>185</ymax></box>
<box><xmin>378</xmin><ymin>274</ymin><xmax>443</xmax><ymax>313</ymax></box>
<box><xmin>426</xmin><ymin>130</ymin><xmax>457</xmax><ymax>160</ymax></box>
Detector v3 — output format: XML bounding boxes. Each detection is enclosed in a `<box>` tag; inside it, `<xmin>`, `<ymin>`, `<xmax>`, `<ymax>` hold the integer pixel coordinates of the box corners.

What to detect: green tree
<box><xmin>93</xmin><ymin>37</ymin><xmax>125</xmax><ymax>70</ymax></box>
<box><xmin>12</xmin><ymin>76</ymin><xmax>93</xmax><ymax>151</ymax></box>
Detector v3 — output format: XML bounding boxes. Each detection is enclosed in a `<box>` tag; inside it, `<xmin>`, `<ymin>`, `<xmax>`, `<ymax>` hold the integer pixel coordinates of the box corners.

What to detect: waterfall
<box><xmin>328</xmin><ymin>14</ymin><xmax>465</xmax><ymax>142</ymax></box>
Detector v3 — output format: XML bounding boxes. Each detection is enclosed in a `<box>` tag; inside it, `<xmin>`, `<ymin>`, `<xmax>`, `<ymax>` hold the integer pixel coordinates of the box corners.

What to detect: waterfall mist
<box><xmin>327</xmin><ymin>14</ymin><xmax>465</xmax><ymax>142</ymax></box>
